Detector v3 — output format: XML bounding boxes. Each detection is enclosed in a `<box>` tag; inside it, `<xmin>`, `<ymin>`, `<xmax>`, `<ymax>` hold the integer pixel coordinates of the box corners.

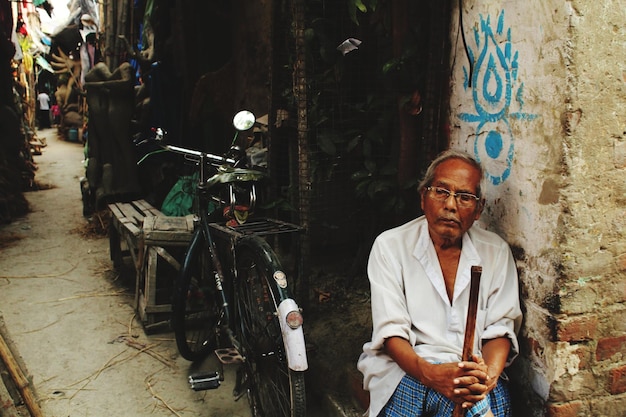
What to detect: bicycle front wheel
<box><xmin>172</xmin><ymin>229</ymin><xmax>220</xmax><ymax>361</ymax></box>
<box><xmin>234</xmin><ymin>236</ymin><xmax>306</xmax><ymax>417</ymax></box>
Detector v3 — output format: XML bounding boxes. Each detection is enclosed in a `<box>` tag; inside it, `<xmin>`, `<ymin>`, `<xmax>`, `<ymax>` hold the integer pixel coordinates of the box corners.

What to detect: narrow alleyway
<box><xmin>0</xmin><ymin>128</ymin><xmax>360</xmax><ymax>417</ymax></box>
<box><xmin>0</xmin><ymin>129</ymin><xmax>251</xmax><ymax>417</ymax></box>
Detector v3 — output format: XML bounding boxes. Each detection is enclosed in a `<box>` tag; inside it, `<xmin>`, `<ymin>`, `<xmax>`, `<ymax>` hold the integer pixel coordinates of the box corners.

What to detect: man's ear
<box><xmin>419</xmin><ymin>188</ymin><xmax>426</xmax><ymax>211</ymax></box>
<box><xmin>474</xmin><ymin>198</ymin><xmax>485</xmax><ymax>220</ymax></box>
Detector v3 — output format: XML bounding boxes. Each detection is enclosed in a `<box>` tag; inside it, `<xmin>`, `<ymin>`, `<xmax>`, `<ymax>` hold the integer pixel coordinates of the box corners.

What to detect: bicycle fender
<box><xmin>277</xmin><ymin>298</ymin><xmax>309</xmax><ymax>371</ymax></box>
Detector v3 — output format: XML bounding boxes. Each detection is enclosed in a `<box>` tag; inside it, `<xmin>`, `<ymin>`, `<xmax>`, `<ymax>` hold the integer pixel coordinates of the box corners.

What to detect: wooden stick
<box><xmin>0</xmin><ymin>332</ymin><xmax>44</xmax><ymax>417</ymax></box>
<box><xmin>452</xmin><ymin>265</ymin><xmax>482</xmax><ymax>417</ymax></box>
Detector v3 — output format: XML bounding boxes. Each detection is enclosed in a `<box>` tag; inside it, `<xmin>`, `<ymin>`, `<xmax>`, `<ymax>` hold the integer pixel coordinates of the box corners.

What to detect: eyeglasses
<box><xmin>425</xmin><ymin>186</ymin><xmax>480</xmax><ymax>208</ymax></box>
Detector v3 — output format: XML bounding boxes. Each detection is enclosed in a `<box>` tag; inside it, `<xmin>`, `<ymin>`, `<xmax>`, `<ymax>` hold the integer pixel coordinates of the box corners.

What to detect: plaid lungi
<box><xmin>379</xmin><ymin>373</ymin><xmax>511</xmax><ymax>417</ymax></box>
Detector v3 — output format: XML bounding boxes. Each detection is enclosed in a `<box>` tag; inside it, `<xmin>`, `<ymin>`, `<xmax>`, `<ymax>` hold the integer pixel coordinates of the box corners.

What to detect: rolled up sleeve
<box><xmin>367</xmin><ymin>237</ymin><xmax>416</xmax><ymax>351</ymax></box>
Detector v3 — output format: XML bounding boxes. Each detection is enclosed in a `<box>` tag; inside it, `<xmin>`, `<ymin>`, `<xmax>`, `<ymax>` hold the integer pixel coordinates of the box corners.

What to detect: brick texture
<box><xmin>590</xmin><ymin>394</ymin><xmax>626</xmax><ymax>417</ymax></box>
<box><xmin>596</xmin><ymin>335</ymin><xmax>626</xmax><ymax>361</ymax></box>
<box><xmin>546</xmin><ymin>401</ymin><xmax>583</xmax><ymax>417</ymax></box>
<box><xmin>609</xmin><ymin>365</ymin><xmax>626</xmax><ymax>395</ymax></box>
<box><xmin>556</xmin><ymin>315</ymin><xmax>598</xmax><ymax>342</ymax></box>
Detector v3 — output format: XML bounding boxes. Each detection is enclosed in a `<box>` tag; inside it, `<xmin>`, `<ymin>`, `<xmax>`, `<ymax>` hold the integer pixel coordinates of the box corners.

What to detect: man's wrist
<box><xmin>412</xmin><ymin>355</ymin><xmax>431</xmax><ymax>386</ymax></box>
<box><xmin>486</xmin><ymin>367</ymin><xmax>500</xmax><ymax>391</ymax></box>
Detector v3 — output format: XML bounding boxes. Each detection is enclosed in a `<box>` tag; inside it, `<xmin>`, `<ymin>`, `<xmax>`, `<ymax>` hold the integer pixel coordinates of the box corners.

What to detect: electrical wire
<box><xmin>459</xmin><ymin>0</ymin><xmax>473</xmax><ymax>87</ymax></box>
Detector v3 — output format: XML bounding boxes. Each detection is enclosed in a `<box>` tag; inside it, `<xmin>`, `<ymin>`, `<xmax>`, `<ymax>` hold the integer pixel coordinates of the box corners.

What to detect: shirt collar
<box><xmin>413</xmin><ymin>217</ymin><xmax>482</xmax><ymax>303</ymax></box>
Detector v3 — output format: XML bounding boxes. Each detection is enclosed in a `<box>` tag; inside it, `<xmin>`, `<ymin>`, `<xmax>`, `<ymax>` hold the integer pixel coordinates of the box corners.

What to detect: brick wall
<box><xmin>448</xmin><ymin>1</ymin><xmax>626</xmax><ymax>416</ymax></box>
<box><xmin>554</xmin><ymin>0</ymin><xmax>626</xmax><ymax>415</ymax></box>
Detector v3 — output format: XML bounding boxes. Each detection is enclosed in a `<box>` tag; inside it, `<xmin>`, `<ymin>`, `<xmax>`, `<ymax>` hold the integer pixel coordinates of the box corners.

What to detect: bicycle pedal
<box><xmin>215</xmin><ymin>347</ymin><xmax>244</xmax><ymax>364</ymax></box>
<box><xmin>189</xmin><ymin>371</ymin><xmax>221</xmax><ymax>391</ymax></box>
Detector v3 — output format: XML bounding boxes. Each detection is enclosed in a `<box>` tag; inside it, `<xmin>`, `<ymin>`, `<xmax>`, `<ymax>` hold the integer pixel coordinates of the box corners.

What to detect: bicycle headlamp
<box><xmin>285</xmin><ymin>310</ymin><xmax>304</xmax><ymax>329</ymax></box>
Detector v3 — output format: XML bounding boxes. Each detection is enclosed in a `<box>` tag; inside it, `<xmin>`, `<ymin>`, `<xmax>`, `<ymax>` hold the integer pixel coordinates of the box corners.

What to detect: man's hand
<box><xmin>452</xmin><ymin>354</ymin><xmax>491</xmax><ymax>408</ymax></box>
<box><xmin>383</xmin><ymin>336</ymin><xmax>510</xmax><ymax>409</ymax></box>
<box><xmin>417</xmin><ymin>354</ymin><xmax>489</xmax><ymax>407</ymax></box>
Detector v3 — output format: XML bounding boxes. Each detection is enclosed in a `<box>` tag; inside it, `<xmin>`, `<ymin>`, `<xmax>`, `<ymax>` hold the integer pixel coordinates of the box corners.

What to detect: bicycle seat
<box><xmin>205</xmin><ymin>166</ymin><xmax>267</xmax><ymax>188</ymax></box>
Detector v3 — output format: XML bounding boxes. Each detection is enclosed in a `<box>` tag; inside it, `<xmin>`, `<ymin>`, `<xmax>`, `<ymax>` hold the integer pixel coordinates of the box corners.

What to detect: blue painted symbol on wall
<box><xmin>458</xmin><ymin>11</ymin><xmax>538</xmax><ymax>185</ymax></box>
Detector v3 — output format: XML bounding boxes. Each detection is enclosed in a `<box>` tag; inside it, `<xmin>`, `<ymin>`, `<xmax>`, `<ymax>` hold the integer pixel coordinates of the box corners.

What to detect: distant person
<box><xmin>358</xmin><ymin>150</ymin><xmax>522</xmax><ymax>417</ymax></box>
<box><xmin>51</xmin><ymin>103</ymin><xmax>61</xmax><ymax>126</ymax></box>
<box><xmin>37</xmin><ymin>90</ymin><xmax>51</xmax><ymax>129</ymax></box>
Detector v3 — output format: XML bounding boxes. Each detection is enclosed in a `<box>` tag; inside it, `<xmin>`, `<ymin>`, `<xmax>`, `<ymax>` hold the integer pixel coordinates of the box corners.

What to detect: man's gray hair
<box><xmin>417</xmin><ymin>149</ymin><xmax>486</xmax><ymax>198</ymax></box>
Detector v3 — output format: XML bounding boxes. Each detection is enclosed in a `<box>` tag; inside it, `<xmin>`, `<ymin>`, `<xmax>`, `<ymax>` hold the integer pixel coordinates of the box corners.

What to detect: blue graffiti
<box><xmin>459</xmin><ymin>11</ymin><xmax>537</xmax><ymax>185</ymax></box>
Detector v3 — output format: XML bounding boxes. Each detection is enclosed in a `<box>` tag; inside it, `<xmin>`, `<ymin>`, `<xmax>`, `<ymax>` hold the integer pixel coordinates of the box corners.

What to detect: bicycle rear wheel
<box><xmin>234</xmin><ymin>237</ymin><xmax>306</xmax><ymax>417</ymax></box>
<box><xmin>172</xmin><ymin>230</ymin><xmax>221</xmax><ymax>361</ymax></box>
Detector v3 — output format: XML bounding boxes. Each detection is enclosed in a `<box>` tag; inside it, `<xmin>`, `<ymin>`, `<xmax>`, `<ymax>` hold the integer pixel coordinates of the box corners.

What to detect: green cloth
<box><xmin>160</xmin><ymin>174</ymin><xmax>197</xmax><ymax>216</ymax></box>
<box><xmin>161</xmin><ymin>167</ymin><xmax>266</xmax><ymax>217</ymax></box>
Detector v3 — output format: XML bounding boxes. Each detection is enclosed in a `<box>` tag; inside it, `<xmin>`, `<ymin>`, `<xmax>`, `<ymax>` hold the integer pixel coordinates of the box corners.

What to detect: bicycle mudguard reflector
<box><xmin>277</xmin><ymin>298</ymin><xmax>308</xmax><ymax>371</ymax></box>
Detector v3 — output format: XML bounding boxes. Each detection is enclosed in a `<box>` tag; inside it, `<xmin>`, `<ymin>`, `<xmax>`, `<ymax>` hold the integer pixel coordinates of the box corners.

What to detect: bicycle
<box><xmin>145</xmin><ymin>111</ymin><xmax>307</xmax><ymax>417</ymax></box>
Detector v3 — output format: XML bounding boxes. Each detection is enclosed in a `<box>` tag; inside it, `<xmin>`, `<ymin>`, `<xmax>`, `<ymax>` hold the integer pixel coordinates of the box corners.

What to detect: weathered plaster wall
<box><xmin>448</xmin><ymin>1</ymin><xmax>626</xmax><ymax>416</ymax></box>
<box><xmin>554</xmin><ymin>0</ymin><xmax>626</xmax><ymax>415</ymax></box>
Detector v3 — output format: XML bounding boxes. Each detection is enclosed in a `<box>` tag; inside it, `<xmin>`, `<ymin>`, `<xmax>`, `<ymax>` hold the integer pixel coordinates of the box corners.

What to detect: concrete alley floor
<box><xmin>0</xmin><ymin>128</ymin><xmax>365</xmax><ymax>417</ymax></box>
<box><xmin>0</xmin><ymin>128</ymin><xmax>252</xmax><ymax>417</ymax></box>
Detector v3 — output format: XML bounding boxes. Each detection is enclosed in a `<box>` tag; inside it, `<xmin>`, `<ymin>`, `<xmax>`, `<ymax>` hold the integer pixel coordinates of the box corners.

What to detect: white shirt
<box><xmin>37</xmin><ymin>92</ymin><xmax>50</xmax><ymax>110</ymax></box>
<box><xmin>357</xmin><ymin>216</ymin><xmax>522</xmax><ymax>417</ymax></box>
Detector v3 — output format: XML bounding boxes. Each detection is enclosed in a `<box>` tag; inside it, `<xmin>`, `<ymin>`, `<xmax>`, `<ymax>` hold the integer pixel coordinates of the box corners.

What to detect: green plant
<box><xmin>273</xmin><ymin>0</ymin><xmax>429</xmax><ymax>225</ymax></box>
<box><xmin>346</xmin><ymin>0</ymin><xmax>379</xmax><ymax>25</ymax></box>
<box><xmin>301</xmin><ymin>0</ymin><xmax>426</xmax><ymax>217</ymax></box>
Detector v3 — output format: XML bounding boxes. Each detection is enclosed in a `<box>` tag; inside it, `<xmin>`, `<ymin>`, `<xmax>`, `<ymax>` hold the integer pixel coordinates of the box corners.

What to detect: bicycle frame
<box><xmin>193</xmin><ymin>213</ymin><xmax>308</xmax><ymax>372</ymax></box>
<box><xmin>143</xmin><ymin>116</ymin><xmax>308</xmax><ymax>416</ymax></box>
<box><xmin>164</xmin><ymin>136</ymin><xmax>308</xmax><ymax>372</ymax></box>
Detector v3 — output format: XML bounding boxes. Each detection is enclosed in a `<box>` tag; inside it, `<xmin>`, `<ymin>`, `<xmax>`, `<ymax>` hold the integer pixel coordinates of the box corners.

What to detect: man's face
<box><xmin>420</xmin><ymin>158</ymin><xmax>483</xmax><ymax>247</ymax></box>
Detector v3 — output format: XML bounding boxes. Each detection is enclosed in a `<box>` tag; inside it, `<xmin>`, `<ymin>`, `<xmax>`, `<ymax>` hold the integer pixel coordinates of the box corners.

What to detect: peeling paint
<box><xmin>538</xmin><ymin>178</ymin><xmax>560</xmax><ymax>204</ymax></box>
<box><xmin>546</xmin><ymin>342</ymin><xmax>581</xmax><ymax>382</ymax></box>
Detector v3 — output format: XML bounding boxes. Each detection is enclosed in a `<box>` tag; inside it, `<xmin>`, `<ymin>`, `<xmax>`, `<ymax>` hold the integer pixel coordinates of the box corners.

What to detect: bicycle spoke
<box><xmin>173</xmin><ymin>234</ymin><xmax>220</xmax><ymax>361</ymax></box>
<box><xmin>234</xmin><ymin>239</ymin><xmax>305</xmax><ymax>417</ymax></box>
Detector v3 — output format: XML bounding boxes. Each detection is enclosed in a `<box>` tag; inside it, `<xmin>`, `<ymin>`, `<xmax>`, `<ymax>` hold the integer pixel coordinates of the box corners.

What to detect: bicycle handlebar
<box><xmin>144</xmin><ymin>127</ymin><xmax>238</xmax><ymax>167</ymax></box>
<box><xmin>164</xmin><ymin>144</ymin><xmax>237</xmax><ymax>166</ymax></box>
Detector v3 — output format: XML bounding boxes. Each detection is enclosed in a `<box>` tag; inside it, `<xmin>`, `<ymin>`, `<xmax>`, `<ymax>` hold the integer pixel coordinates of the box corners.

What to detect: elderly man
<box><xmin>358</xmin><ymin>150</ymin><xmax>522</xmax><ymax>417</ymax></box>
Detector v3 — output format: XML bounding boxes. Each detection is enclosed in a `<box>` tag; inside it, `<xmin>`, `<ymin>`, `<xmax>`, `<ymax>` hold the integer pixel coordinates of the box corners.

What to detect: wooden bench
<box><xmin>108</xmin><ymin>200</ymin><xmax>194</xmax><ymax>332</ymax></box>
